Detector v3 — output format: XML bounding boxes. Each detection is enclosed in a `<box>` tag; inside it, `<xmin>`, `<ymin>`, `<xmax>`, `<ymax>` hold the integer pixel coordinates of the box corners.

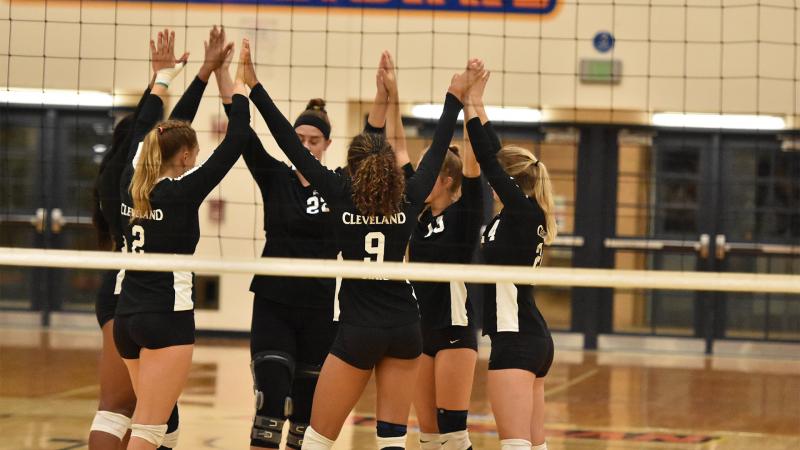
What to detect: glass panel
<box><xmin>54</xmin><ymin>112</ymin><xmax>114</xmax><ymax>312</ymax></box>
<box><xmin>535</xmin><ymin>248</ymin><xmax>572</xmax><ymax>330</ymax></box>
<box><xmin>654</xmin><ymin>146</ymin><xmax>700</xmax><ymax>237</ymax></box>
<box><xmin>0</xmin><ymin>223</ymin><xmax>35</xmax><ymax>309</ymax></box>
<box><xmin>721</xmin><ymin>138</ymin><xmax>800</xmax><ymax>242</ymax></box>
<box><xmin>57</xmin><ymin>113</ymin><xmax>114</xmax><ymax>218</ymax></box>
<box><xmin>724</xmin><ymin>255</ymin><xmax>800</xmax><ymax>340</ymax></box>
<box><xmin>617</xmin><ymin>143</ymin><xmax>652</xmax><ymax>237</ymax></box>
<box><xmin>613</xmin><ymin>250</ymin><xmax>696</xmax><ymax>336</ymax></box>
<box><xmin>57</xmin><ymin>225</ymin><xmax>103</xmax><ymax>312</ymax></box>
<box><xmin>0</xmin><ymin>113</ymin><xmax>41</xmax><ymax>215</ymax></box>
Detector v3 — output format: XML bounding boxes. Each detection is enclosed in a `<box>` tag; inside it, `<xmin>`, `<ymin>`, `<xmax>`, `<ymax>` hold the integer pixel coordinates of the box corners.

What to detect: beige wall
<box><xmin>1</xmin><ymin>0</ymin><xmax>796</xmax><ymax>330</ymax></box>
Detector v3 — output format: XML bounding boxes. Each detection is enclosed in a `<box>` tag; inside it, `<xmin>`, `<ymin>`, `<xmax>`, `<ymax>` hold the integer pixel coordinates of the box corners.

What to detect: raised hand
<box><xmin>215</xmin><ymin>26</ymin><xmax>235</xmax><ymax>75</ymax></box>
<box><xmin>380</xmin><ymin>51</ymin><xmax>398</xmax><ymax>97</ymax></box>
<box><xmin>234</xmin><ymin>38</ymin><xmax>254</xmax><ymax>95</ymax></box>
<box><xmin>150</xmin><ymin>29</ymin><xmax>186</xmax><ymax>90</ymax></box>
<box><xmin>150</xmin><ymin>29</ymin><xmax>178</xmax><ymax>73</ymax></box>
<box><xmin>469</xmin><ymin>70</ymin><xmax>490</xmax><ymax>105</ymax></box>
<box><xmin>448</xmin><ymin>58</ymin><xmax>485</xmax><ymax>102</ymax></box>
<box><xmin>202</xmin><ymin>26</ymin><xmax>235</xmax><ymax>77</ymax></box>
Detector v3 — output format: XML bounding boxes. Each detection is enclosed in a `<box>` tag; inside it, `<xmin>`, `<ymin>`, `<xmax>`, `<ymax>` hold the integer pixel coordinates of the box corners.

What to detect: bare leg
<box><xmin>412</xmin><ymin>355</ymin><xmax>438</xmax><ymax>434</ymax></box>
<box><xmin>487</xmin><ymin>369</ymin><xmax>534</xmax><ymax>442</ymax></box>
<box><xmin>308</xmin><ymin>354</ymin><xmax>372</xmax><ymax>440</ymax></box>
<box><xmin>531</xmin><ymin>377</ymin><xmax>546</xmax><ymax>446</ymax></box>
<box><xmin>90</xmin><ymin>320</ymin><xmax>137</xmax><ymax>450</ymax></box>
<box><xmin>375</xmin><ymin>356</ymin><xmax>421</xmax><ymax>425</ymax></box>
<box><xmin>126</xmin><ymin>345</ymin><xmax>193</xmax><ymax>450</ymax></box>
<box><xmin>434</xmin><ymin>349</ymin><xmax>476</xmax><ymax>411</ymax></box>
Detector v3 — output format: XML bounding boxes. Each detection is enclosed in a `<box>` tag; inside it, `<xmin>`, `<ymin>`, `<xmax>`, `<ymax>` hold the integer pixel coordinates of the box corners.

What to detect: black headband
<box><xmin>294</xmin><ymin>114</ymin><xmax>331</xmax><ymax>140</ymax></box>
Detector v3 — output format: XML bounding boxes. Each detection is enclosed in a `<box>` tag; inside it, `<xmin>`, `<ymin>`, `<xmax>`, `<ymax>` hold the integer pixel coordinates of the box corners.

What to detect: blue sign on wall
<box><xmin>141</xmin><ymin>0</ymin><xmax>559</xmax><ymax>16</ymax></box>
<box><xmin>593</xmin><ymin>31</ymin><xmax>615</xmax><ymax>53</ymax></box>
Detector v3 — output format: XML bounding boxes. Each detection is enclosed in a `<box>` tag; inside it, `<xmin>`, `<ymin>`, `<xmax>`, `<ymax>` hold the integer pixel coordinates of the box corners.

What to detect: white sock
<box><xmin>419</xmin><ymin>432</ymin><xmax>442</xmax><ymax>450</ymax></box>
<box><xmin>532</xmin><ymin>443</ymin><xmax>547</xmax><ymax>450</ymax></box>
<box><xmin>301</xmin><ymin>425</ymin><xmax>334</xmax><ymax>450</ymax></box>
<box><xmin>441</xmin><ymin>430</ymin><xmax>471</xmax><ymax>450</ymax></box>
<box><xmin>501</xmin><ymin>438</ymin><xmax>532</xmax><ymax>450</ymax></box>
<box><xmin>377</xmin><ymin>434</ymin><xmax>406</xmax><ymax>448</ymax></box>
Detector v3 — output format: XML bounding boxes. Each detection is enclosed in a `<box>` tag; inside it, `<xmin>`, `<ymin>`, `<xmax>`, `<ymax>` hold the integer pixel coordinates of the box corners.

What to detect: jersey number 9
<box><xmin>364</xmin><ymin>231</ymin><xmax>385</xmax><ymax>263</ymax></box>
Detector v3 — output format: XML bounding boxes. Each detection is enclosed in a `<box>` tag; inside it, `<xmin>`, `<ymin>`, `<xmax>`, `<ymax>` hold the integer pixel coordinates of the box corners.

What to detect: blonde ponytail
<box><xmin>532</xmin><ymin>161</ymin><xmax>558</xmax><ymax>245</ymax></box>
<box><xmin>497</xmin><ymin>146</ymin><xmax>558</xmax><ymax>245</ymax></box>
<box><xmin>128</xmin><ymin>120</ymin><xmax>197</xmax><ymax>222</ymax></box>
<box><xmin>129</xmin><ymin>130</ymin><xmax>162</xmax><ymax>222</ymax></box>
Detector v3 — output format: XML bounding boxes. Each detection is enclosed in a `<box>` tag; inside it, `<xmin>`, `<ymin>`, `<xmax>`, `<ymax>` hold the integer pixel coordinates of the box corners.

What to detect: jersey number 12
<box><xmin>128</xmin><ymin>225</ymin><xmax>145</xmax><ymax>254</ymax></box>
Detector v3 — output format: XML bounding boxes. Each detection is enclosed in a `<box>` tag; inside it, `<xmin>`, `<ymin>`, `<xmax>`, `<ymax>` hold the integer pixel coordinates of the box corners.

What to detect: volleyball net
<box><xmin>0</xmin><ymin>1</ymin><xmax>798</xmax><ymax>337</ymax></box>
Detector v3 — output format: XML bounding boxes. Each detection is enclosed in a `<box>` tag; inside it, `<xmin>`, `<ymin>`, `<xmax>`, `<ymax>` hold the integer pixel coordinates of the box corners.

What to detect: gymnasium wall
<box><xmin>0</xmin><ymin>0</ymin><xmax>795</xmax><ymax>330</ymax></box>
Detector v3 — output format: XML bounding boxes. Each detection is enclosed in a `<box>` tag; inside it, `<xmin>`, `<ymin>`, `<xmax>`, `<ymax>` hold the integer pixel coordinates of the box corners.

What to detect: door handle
<box><xmin>698</xmin><ymin>234</ymin><xmax>710</xmax><ymax>259</ymax></box>
<box><xmin>50</xmin><ymin>208</ymin><xmax>66</xmax><ymax>234</ymax></box>
<box><xmin>30</xmin><ymin>208</ymin><xmax>46</xmax><ymax>234</ymax></box>
<box><xmin>715</xmin><ymin>234</ymin><xmax>727</xmax><ymax>260</ymax></box>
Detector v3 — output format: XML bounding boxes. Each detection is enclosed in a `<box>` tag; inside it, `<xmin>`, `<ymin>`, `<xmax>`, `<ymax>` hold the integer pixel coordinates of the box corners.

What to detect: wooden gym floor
<box><xmin>0</xmin><ymin>327</ymin><xmax>798</xmax><ymax>450</ymax></box>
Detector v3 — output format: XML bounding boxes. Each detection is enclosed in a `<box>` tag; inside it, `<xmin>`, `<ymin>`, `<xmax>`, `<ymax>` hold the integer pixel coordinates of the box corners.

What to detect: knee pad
<box><xmin>419</xmin><ymin>432</ymin><xmax>442</xmax><ymax>450</ymax></box>
<box><xmin>441</xmin><ymin>430</ymin><xmax>471</xmax><ymax>450</ymax></box>
<box><xmin>437</xmin><ymin>409</ymin><xmax>468</xmax><ymax>434</ymax></box>
<box><xmin>131</xmin><ymin>423</ymin><xmax>168</xmax><ymax>447</ymax></box>
<box><xmin>156</xmin><ymin>404</ymin><xmax>180</xmax><ymax>449</ymax></box>
<box><xmin>159</xmin><ymin>428</ymin><xmax>179</xmax><ymax>449</ymax></box>
<box><xmin>251</xmin><ymin>416</ymin><xmax>285</xmax><ymax>448</ymax></box>
<box><xmin>377</xmin><ymin>421</ymin><xmax>407</xmax><ymax>449</ymax></box>
<box><xmin>500</xmin><ymin>438</ymin><xmax>531</xmax><ymax>450</ymax></box>
<box><xmin>252</xmin><ymin>351</ymin><xmax>295</xmax><ymax>417</ymax></box>
<box><xmin>302</xmin><ymin>425</ymin><xmax>334</xmax><ymax>450</ymax></box>
<box><xmin>286</xmin><ymin>421</ymin><xmax>307</xmax><ymax>450</ymax></box>
<box><xmin>90</xmin><ymin>410</ymin><xmax>131</xmax><ymax>440</ymax></box>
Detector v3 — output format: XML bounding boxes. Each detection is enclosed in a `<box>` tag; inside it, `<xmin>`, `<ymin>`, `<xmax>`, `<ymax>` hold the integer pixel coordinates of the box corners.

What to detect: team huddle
<box><xmin>89</xmin><ymin>26</ymin><xmax>557</xmax><ymax>450</ymax></box>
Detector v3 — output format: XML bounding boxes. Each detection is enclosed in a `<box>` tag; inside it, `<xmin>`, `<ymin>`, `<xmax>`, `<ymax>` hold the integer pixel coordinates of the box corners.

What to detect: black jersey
<box><xmin>96</xmin><ymin>88</ymin><xmax>151</xmax><ymax>252</ymax></box>
<box><xmin>409</xmin><ymin>176</ymin><xmax>483</xmax><ymax>329</ymax></box>
<box><xmin>466</xmin><ymin>117</ymin><xmax>550</xmax><ymax>337</ymax></box>
<box><xmin>115</xmin><ymin>94</ymin><xmax>251</xmax><ymax>315</ymax></box>
<box><xmin>239</xmin><ymin>130</ymin><xmax>338</xmax><ymax>309</ymax></box>
<box><xmin>97</xmin><ymin>77</ymin><xmax>209</xmax><ymax>252</ymax></box>
<box><xmin>250</xmin><ymin>83</ymin><xmax>462</xmax><ymax>327</ymax></box>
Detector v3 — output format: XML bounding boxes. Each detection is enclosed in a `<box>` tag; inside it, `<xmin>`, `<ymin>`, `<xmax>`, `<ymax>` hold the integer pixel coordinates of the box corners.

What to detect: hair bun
<box><xmin>447</xmin><ymin>145</ymin><xmax>460</xmax><ymax>156</ymax></box>
<box><xmin>306</xmin><ymin>98</ymin><xmax>327</xmax><ymax>112</ymax></box>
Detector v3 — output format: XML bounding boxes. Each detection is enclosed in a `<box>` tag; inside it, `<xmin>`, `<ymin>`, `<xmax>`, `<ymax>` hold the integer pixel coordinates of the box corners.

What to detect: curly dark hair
<box><xmin>347</xmin><ymin>133</ymin><xmax>405</xmax><ymax>217</ymax></box>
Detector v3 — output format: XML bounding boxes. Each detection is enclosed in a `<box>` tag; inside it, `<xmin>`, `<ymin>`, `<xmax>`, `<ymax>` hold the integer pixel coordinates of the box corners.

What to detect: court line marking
<box><xmin>46</xmin><ymin>384</ymin><xmax>99</xmax><ymax>400</ymax></box>
<box><xmin>544</xmin><ymin>368</ymin><xmax>598</xmax><ymax>399</ymax></box>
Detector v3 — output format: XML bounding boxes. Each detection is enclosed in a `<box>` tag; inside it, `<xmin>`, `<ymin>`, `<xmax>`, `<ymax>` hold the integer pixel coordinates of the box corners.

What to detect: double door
<box><xmin>0</xmin><ymin>106</ymin><xmax>116</xmax><ymax>324</ymax></box>
<box><xmin>611</xmin><ymin>131</ymin><xmax>800</xmax><ymax>347</ymax></box>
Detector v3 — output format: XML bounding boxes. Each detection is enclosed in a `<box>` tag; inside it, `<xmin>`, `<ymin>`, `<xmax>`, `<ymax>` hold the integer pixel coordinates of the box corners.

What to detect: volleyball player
<box><xmin>89</xmin><ymin>26</ymin><xmax>232</xmax><ymax>450</ymax></box>
<box><xmin>210</xmin><ymin>33</ymin><xmax>350</xmax><ymax>450</ymax></box>
<box><xmin>241</xmin><ymin>44</ymin><xmax>483</xmax><ymax>448</ymax></box>
<box><xmin>111</xmin><ymin>31</ymin><xmax>250</xmax><ymax>450</ymax></box>
<box><xmin>465</xmin><ymin>73</ymin><xmax>557</xmax><ymax>450</ymax></box>
<box><xmin>406</xmin><ymin>97</ymin><xmax>484</xmax><ymax>450</ymax></box>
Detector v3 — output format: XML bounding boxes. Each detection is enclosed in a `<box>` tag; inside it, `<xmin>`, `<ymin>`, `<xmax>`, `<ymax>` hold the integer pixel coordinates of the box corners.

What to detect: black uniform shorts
<box><xmin>95</xmin><ymin>270</ymin><xmax>119</xmax><ymax>328</ymax></box>
<box><xmin>113</xmin><ymin>310</ymin><xmax>195</xmax><ymax>359</ymax></box>
<box><xmin>488</xmin><ymin>332</ymin><xmax>554</xmax><ymax>377</ymax></box>
<box><xmin>250</xmin><ymin>297</ymin><xmax>338</xmax><ymax>367</ymax></box>
<box><xmin>330</xmin><ymin>321</ymin><xmax>422</xmax><ymax>370</ymax></box>
<box><xmin>422</xmin><ymin>325</ymin><xmax>478</xmax><ymax>357</ymax></box>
